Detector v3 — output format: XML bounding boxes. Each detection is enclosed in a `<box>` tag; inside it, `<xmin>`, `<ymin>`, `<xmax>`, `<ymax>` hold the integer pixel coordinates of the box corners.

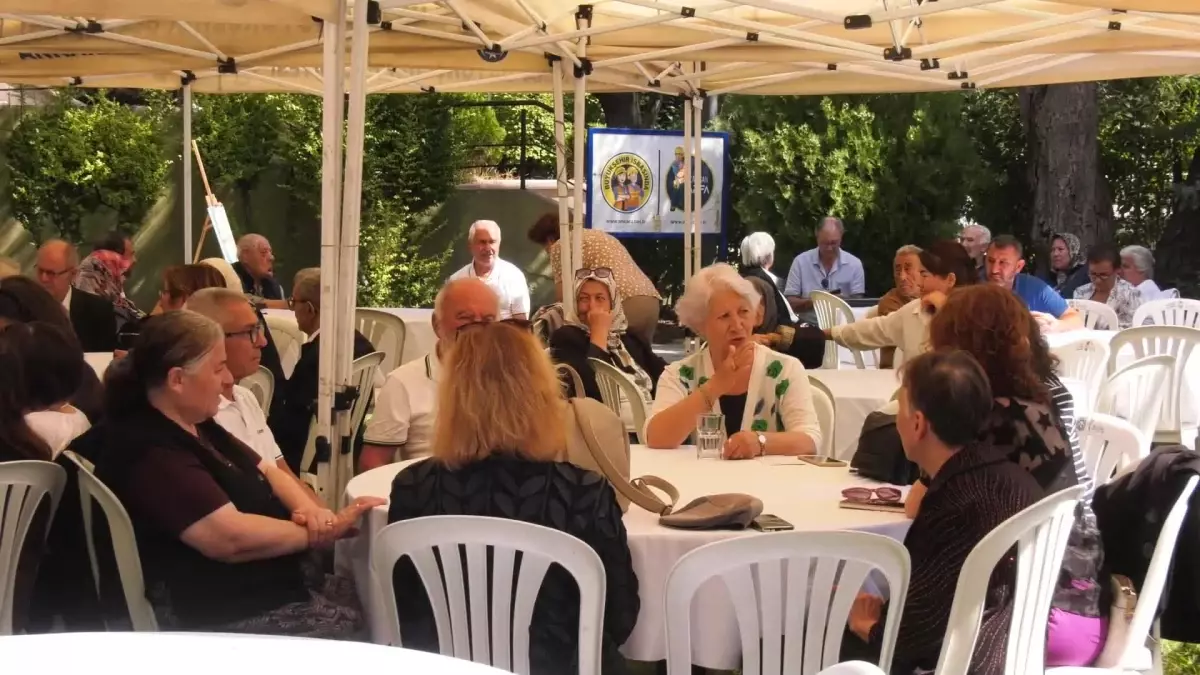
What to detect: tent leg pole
<box><xmin>691</xmin><ymin>91</ymin><xmax>703</xmax><ymax>282</ymax></box>
<box><xmin>183</xmin><ymin>82</ymin><xmax>193</xmax><ymax>263</ymax></box>
<box><xmin>571</xmin><ymin>7</ymin><xmax>590</xmax><ymax>282</ymax></box>
<box><xmin>682</xmin><ymin>96</ymin><xmax>693</xmax><ymax>286</ymax></box>
<box><xmin>552</xmin><ymin>59</ymin><xmax>573</xmax><ymax>318</ymax></box>
<box><xmin>316</xmin><ymin>1</ymin><xmax>346</xmax><ymax>504</ymax></box>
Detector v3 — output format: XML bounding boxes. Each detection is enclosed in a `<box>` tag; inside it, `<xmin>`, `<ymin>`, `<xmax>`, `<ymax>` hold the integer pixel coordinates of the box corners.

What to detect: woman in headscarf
<box><xmin>549</xmin><ymin>268</ymin><xmax>666</xmax><ymax>404</ymax></box>
<box><xmin>1043</xmin><ymin>233</ymin><xmax>1089</xmax><ymax>298</ymax></box>
<box><xmin>75</xmin><ymin>232</ymin><xmax>143</xmax><ymax>330</ymax></box>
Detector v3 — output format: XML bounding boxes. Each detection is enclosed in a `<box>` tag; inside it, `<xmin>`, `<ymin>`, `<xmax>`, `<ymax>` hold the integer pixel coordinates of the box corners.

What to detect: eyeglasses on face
<box><xmin>841</xmin><ymin>486</ymin><xmax>903</xmax><ymax>503</ymax></box>
<box><xmin>456</xmin><ymin>317</ymin><xmax>533</xmax><ymax>337</ymax></box>
<box><xmin>225</xmin><ymin>317</ymin><xmax>267</xmax><ymax>343</ymax></box>
<box><xmin>575</xmin><ymin>267</ymin><xmax>614</xmax><ymax>281</ymax></box>
<box><xmin>36</xmin><ymin>266</ymin><xmax>75</xmax><ymax>278</ymax></box>
<box><xmin>820</xmin><ymin>278</ymin><xmax>829</xmax><ymax>289</ymax></box>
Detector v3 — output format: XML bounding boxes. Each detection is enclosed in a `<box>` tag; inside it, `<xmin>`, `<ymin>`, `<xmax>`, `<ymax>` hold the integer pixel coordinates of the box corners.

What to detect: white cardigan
<box><xmin>830</xmin><ymin>298</ymin><xmax>930</xmax><ymax>368</ymax></box>
<box><xmin>647</xmin><ymin>343</ymin><xmax>822</xmax><ymax>449</ymax></box>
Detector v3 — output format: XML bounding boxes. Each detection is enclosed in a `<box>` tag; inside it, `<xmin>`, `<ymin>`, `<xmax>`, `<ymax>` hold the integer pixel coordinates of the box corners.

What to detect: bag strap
<box><xmin>568</xmin><ymin>398</ymin><xmax>679</xmax><ymax>515</ymax></box>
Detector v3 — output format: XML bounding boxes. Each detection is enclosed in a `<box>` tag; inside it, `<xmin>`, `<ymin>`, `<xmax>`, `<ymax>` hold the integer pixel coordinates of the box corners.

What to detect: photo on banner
<box><xmin>586</xmin><ymin>128</ymin><xmax>729</xmax><ymax>238</ymax></box>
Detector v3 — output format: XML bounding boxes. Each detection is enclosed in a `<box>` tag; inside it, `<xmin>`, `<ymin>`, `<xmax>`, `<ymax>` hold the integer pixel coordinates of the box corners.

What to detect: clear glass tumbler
<box><xmin>695</xmin><ymin>413</ymin><xmax>726</xmax><ymax>460</ymax></box>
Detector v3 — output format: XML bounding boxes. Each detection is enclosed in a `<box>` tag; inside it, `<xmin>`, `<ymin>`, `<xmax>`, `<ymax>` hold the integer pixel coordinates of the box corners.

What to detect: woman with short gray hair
<box><xmin>645</xmin><ymin>264</ymin><xmax>821</xmax><ymax>457</ymax></box>
<box><xmin>740</xmin><ymin>231</ymin><xmax>797</xmax><ymax>325</ymax></box>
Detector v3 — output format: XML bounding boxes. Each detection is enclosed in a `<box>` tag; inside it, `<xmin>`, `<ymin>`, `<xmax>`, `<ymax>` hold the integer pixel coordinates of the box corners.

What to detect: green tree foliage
<box><xmin>1165</xmin><ymin>641</ymin><xmax>1200</xmax><ymax>675</ymax></box>
<box><xmin>7</xmin><ymin>90</ymin><xmax>171</xmax><ymax>243</ymax></box>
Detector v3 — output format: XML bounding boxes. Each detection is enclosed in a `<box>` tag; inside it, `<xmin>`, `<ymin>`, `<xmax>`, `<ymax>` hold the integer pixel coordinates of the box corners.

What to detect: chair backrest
<box><xmin>0</xmin><ymin>460</ymin><xmax>66</xmax><ymax>635</ymax></box>
<box><xmin>1095</xmin><ymin>355</ymin><xmax>1173</xmax><ymax>442</ymax></box>
<box><xmin>807</xmin><ymin>376</ymin><xmax>836</xmax><ymax>458</ymax></box>
<box><xmin>239</xmin><ymin>366</ymin><xmax>275</xmax><ymax>413</ymax></box>
<box><xmin>815</xmin><ymin>663</ymin><xmax>886</xmax><ymax>675</ymax></box>
<box><xmin>300</xmin><ymin>351</ymin><xmax>385</xmax><ymax>502</ymax></box>
<box><xmin>1076</xmin><ymin>413</ymin><xmax>1149</xmax><ymax>487</ymax></box>
<box><xmin>1049</xmin><ymin>336</ymin><xmax>1111</xmax><ymax>410</ymax></box>
<box><xmin>60</xmin><ymin>452</ymin><xmax>158</xmax><ymax>632</ymax></box>
<box><xmin>555</xmin><ymin>362</ymin><xmax>586</xmax><ymax>399</ymax></box>
<box><xmin>810</xmin><ymin>291</ymin><xmax>866</xmax><ymax>370</ymax></box>
<box><xmin>1107</xmin><ymin>326</ymin><xmax>1200</xmax><ymax>435</ymax></box>
<box><xmin>371</xmin><ymin>515</ymin><xmax>606</xmax><ymax>675</ymax></box>
<box><xmin>355</xmin><ymin>308</ymin><xmax>409</xmax><ymax>377</ymax></box>
<box><xmin>664</xmin><ymin>531</ymin><xmax>911</xmax><ymax>675</ymax></box>
<box><xmin>1132</xmin><ymin>298</ymin><xmax>1200</xmax><ymax>329</ymax></box>
<box><xmin>935</xmin><ymin>486</ymin><xmax>1083</xmax><ymax>675</ymax></box>
<box><xmin>589</xmin><ymin>358</ymin><xmax>650</xmax><ymax>445</ymax></box>
<box><xmin>1068</xmin><ymin>299</ymin><xmax>1121</xmax><ymax>331</ymax></box>
<box><xmin>1105</xmin><ymin>475</ymin><xmax>1199</xmax><ymax>669</ymax></box>
<box><xmin>263</xmin><ymin>314</ymin><xmax>305</xmax><ymax>379</ymax></box>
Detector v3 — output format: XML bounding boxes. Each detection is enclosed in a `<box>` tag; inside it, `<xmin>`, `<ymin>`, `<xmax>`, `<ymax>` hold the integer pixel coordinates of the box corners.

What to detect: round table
<box><xmin>808</xmin><ymin>369</ymin><xmax>902</xmax><ymax>460</ymax></box>
<box><xmin>263</xmin><ymin>307</ymin><xmax>436</xmax><ymax>369</ymax></box>
<box><xmin>342</xmin><ymin>446</ymin><xmax>911</xmax><ymax>669</ymax></box>
<box><xmin>0</xmin><ymin>632</ymin><xmax>507</xmax><ymax>673</ymax></box>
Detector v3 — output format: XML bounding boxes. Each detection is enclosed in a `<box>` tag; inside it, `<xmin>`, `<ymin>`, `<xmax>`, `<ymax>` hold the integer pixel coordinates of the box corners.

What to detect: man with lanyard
<box><xmin>359</xmin><ymin>278</ymin><xmax>500</xmax><ymax>471</ymax></box>
<box><xmin>783</xmin><ymin>216</ymin><xmax>866</xmax><ymax>321</ymax></box>
<box><xmin>985</xmin><ymin>235</ymin><xmax>1083</xmax><ymax>333</ymax></box>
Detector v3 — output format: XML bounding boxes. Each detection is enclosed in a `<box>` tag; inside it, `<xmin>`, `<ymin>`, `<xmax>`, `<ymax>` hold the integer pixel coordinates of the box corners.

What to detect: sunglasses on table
<box><xmin>575</xmin><ymin>267</ymin><xmax>614</xmax><ymax>280</ymax></box>
<box><xmin>456</xmin><ymin>318</ymin><xmax>533</xmax><ymax>337</ymax></box>
<box><xmin>841</xmin><ymin>486</ymin><xmax>903</xmax><ymax>503</ymax></box>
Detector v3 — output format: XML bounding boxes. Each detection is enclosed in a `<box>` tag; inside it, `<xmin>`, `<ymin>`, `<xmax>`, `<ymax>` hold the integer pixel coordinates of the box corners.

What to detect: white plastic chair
<box><xmin>811</xmin><ymin>291</ymin><xmax>867</xmax><ymax>370</ymax></box>
<box><xmin>1068</xmin><ymin>299</ymin><xmax>1121</xmax><ymax>331</ymax></box>
<box><xmin>1048</xmin><ymin>476</ymin><xmax>1199</xmax><ymax>675</ymax></box>
<box><xmin>1108</xmin><ymin>326</ymin><xmax>1200</xmax><ymax>446</ymax></box>
<box><xmin>0</xmin><ymin>460</ymin><xmax>66</xmax><ymax>635</ymax></box>
<box><xmin>264</xmin><ymin>314</ymin><xmax>305</xmax><ymax>379</ymax></box>
<box><xmin>61</xmin><ymin>452</ymin><xmax>158</xmax><ymax>632</ymax></box>
<box><xmin>589</xmin><ymin>357</ymin><xmax>650</xmax><ymax>444</ymax></box>
<box><xmin>1050</xmin><ymin>336</ymin><xmax>1111</xmax><ymax>411</ymax></box>
<box><xmin>356</xmin><ymin>308</ymin><xmax>408</xmax><ymax>377</ymax></box>
<box><xmin>555</xmin><ymin>362</ymin><xmax>585</xmax><ymax>399</ymax></box>
<box><xmin>1076</xmin><ymin>413</ymin><xmax>1149</xmax><ymax>487</ymax></box>
<box><xmin>935</xmin><ymin>486</ymin><xmax>1083</xmax><ymax>675</ymax></box>
<box><xmin>807</xmin><ymin>376</ymin><xmax>836</xmax><ymax>458</ymax></box>
<box><xmin>1094</xmin><ymin>355</ymin><xmax>1173</xmax><ymax>445</ymax></box>
<box><xmin>371</xmin><ymin>515</ymin><xmax>606</xmax><ymax>675</ymax></box>
<box><xmin>239</xmin><ymin>365</ymin><xmax>275</xmax><ymax>412</ymax></box>
<box><xmin>1132</xmin><ymin>298</ymin><xmax>1200</xmax><ymax>329</ymax></box>
<box><xmin>303</xmin><ymin>351</ymin><xmax>385</xmax><ymax>504</ymax></box>
<box><xmin>664</xmin><ymin>531</ymin><xmax>911</xmax><ymax>675</ymax></box>
<box><xmin>815</xmin><ymin>663</ymin><xmax>886</xmax><ymax>675</ymax></box>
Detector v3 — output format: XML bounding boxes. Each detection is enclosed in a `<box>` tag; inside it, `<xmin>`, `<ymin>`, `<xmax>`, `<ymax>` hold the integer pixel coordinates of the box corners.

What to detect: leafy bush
<box><xmin>1166</xmin><ymin>641</ymin><xmax>1200</xmax><ymax>675</ymax></box>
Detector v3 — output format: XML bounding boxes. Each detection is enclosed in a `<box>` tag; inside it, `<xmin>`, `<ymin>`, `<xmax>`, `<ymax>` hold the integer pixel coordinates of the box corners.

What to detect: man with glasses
<box><xmin>272</xmin><ymin>267</ymin><xmax>376</xmax><ymax>472</ymax></box>
<box><xmin>985</xmin><ymin>235</ymin><xmax>1083</xmax><ymax>333</ymax></box>
<box><xmin>1073</xmin><ymin>244</ymin><xmax>1143</xmax><ymax>329</ymax></box>
<box><xmin>360</xmin><ymin>278</ymin><xmax>500</xmax><ymax>472</ymax></box>
<box><xmin>783</xmin><ymin>216</ymin><xmax>866</xmax><ymax>314</ymax></box>
<box><xmin>35</xmin><ymin>239</ymin><xmax>117</xmax><ymax>352</ymax></box>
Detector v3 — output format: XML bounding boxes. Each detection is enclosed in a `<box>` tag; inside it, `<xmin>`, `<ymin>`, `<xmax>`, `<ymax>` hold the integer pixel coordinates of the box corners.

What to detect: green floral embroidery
<box><xmin>698</xmin><ymin>376</ymin><xmax>709</xmax><ymax>387</ymax></box>
<box><xmin>775</xmin><ymin>379</ymin><xmax>790</xmax><ymax>397</ymax></box>
<box><xmin>680</xmin><ymin>365</ymin><xmax>695</xmax><ymax>382</ymax></box>
<box><xmin>751</xmin><ymin>419</ymin><xmax>769</xmax><ymax>432</ymax></box>
<box><xmin>766</xmin><ymin>360</ymin><xmax>783</xmax><ymax>378</ymax></box>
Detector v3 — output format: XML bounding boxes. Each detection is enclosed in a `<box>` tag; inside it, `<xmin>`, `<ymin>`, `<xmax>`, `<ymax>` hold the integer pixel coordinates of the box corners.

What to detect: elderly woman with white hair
<box><xmin>740</xmin><ymin>231</ymin><xmax>797</xmax><ymax>326</ymax></box>
<box><xmin>645</xmin><ymin>264</ymin><xmax>821</xmax><ymax>458</ymax></box>
<box><xmin>1120</xmin><ymin>245</ymin><xmax>1177</xmax><ymax>301</ymax></box>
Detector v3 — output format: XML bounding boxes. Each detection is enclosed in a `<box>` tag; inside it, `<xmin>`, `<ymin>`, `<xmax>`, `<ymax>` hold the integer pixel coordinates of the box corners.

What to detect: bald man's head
<box><xmin>35</xmin><ymin>239</ymin><xmax>80</xmax><ymax>303</ymax></box>
<box><xmin>236</xmin><ymin>233</ymin><xmax>275</xmax><ymax>280</ymax></box>
<box><xmin>432</xmin><ymin>278</ymin><xmax>500</xmax><ymax>346</ymax></box>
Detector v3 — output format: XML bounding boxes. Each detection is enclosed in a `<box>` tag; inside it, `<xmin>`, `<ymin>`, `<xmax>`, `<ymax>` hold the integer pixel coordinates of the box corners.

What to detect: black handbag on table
<box><xmin>850</xmin><ymin>411</ymin><xmax>920</xmax><ymax>485</ymax></box>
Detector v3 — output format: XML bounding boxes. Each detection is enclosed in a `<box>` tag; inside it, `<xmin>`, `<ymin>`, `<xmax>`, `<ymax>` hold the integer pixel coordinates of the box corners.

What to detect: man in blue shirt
<box><xmin>986</xmin><ymin>235</ymin><xmax>1083</xmax><ymax>333</ymax></box>
<box><xmin>784</xmin><ymin>216</ymin><xmax>866</xmax><ymax>314</ymax></box>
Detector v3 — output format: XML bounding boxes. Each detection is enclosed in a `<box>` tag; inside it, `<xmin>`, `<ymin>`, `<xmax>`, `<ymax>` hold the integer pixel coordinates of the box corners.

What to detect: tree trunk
<box><xmin>595</xmin><ymin>93</ymin><xmax>651</xmax><ymax>129</ymax></box>
<box><xmin>1154</xmin><ymin>147</ymin><xmax>1200</xmax><ymax>293</ymax></box>
<box><xmin>1018</xmin><ymin>83</ymin><xmax>1113</xmax><ymax>273</ymax></box>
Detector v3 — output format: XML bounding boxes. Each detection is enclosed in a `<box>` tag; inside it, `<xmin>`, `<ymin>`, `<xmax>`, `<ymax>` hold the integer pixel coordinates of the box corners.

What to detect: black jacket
<box><xmin>1093</xmin><ymin>444</ymin><xmax>1200</xmax><ymax>641</ymax></box>
<box><xmin>232</xmin><ymin>261</ymin><xmax>285</xmax><ymax>300</ymax></box>
<box><xmin>741</xmin><ymin>266</ymin><xmax>795</xmax><ymax>329</ymax></box>
<box><xmin>549</xmin><ymin>325</ymin><xmax>665</xmax><ymax>402</ymax></box>
<box><xmin>69</xmin><ymin>288</ymin><xmax>118</xmax><ymax>352</ymax></box>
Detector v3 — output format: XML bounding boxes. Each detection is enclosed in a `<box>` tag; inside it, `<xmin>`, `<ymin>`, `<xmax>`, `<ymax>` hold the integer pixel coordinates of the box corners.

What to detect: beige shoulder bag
<box><xmin>566</xmin><ymin>398</ymin><xmax>680</xmax><ymax>515</ymax></box>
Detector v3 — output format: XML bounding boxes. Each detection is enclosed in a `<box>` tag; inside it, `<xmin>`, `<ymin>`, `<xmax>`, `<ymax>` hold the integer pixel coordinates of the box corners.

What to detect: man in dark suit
<box><xmin>35</xmin><ymin>240</ymin><xmax>117</xmax><ymax>352</ymax></box>
<box><xmin>270</xmin><ymin>267</ymin><xmax>374</xmax><ymax>473</ymax></box>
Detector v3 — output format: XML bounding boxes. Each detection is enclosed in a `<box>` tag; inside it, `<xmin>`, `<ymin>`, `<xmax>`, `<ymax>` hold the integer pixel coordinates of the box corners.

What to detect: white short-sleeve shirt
<box><xmin>363</xmin><ymin>349</ymin><xmax>440</xmax><ymax>460</ymax></box>
<box><xmin>215</xmin><ymin>384</ymin><xmax>284</xmax><ymax>466</ymax></box>
<box><xmin>449</xmin><ymin>258</ymin><xmax>530</xmax><ymax>319</ymax></box>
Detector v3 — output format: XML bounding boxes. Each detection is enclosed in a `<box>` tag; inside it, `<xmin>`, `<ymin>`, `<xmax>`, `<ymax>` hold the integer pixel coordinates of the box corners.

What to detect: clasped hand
<box><xmin>706</xmin><ymin>343</ymin><xmax>754</xmax><ymax>397</ymax></box>
<box><xmin>292</xmin><ymin>496</ymin><xmax>386</xmax><ymax>548</ymax></box>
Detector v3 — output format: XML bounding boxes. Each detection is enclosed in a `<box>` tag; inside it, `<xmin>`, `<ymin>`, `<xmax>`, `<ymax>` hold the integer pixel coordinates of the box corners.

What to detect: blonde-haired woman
<box><xmin>646</xmin><ymin>263</ymin><xmax>822</xmax><ymax>457</ymax></box>
<box><xmin>386</xmin><ymin>320</ymin><xmax>640</xmax><ymax>675</ymax></box>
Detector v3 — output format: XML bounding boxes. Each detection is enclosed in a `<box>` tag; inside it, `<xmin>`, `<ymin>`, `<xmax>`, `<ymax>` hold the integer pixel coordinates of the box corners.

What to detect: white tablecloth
<box><xmin>84</xmin><ymin>352</ymin><xmax>113</xmax><ymax>378</ymax></box>
<box><xmin>263</xmin><ymin>307</ymin><xmax>435</xmax><ymax>372</ymax></box>
<box><xmin>342</xmin><ymin>446</ymin><xmax>911</xmax><ymax>669</ymax></box>
<box><xmin>0</xmin><ymin>632</ymin><xmax>506</xmax><ymax>673</ymax></box>
<box><xmin>808</xmin><ymin>369</ymin><xmax>902</xmax><ymax>459</ymax></box>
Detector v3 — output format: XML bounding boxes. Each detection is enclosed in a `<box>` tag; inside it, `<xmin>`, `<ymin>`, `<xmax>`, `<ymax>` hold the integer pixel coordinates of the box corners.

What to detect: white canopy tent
<box><xmin>4</xmin><ymin>0</ymin><xmax>1200</xmax><ymax>501</ymax></box>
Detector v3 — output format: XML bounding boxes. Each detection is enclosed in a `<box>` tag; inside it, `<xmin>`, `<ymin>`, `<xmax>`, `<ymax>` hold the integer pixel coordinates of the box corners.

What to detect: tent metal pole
<box><xmin>570</xmin><ymin>7</ymin><xmax>590</xmax><ymax>280</ymax></box>
<box><xmin>332</xmin><ymin>0</ymin><xmax>371</xmax><ymax>507</ymax></box>
<box><xmin>315</xmin><ymin>0</ymin><xmax>346</xmax><ymax>505</ymax></box>
<box><xmin>691</xmin><ymin>92</ymin><xmax>703</xmax><ymax>278</ymax></box>
<box><xmin>682</xmin><ymin>96</ymin><xmax>693</xmax><ymax>286</ymax></box>
<box><xmin>182</xmin><ymin>81</ymin><xmax>193</xmax><ymax>263</ymax></box>
<box><xmin>552</xmin><ymin>59</ymin><xmax>573</xmax><ymax>317</ymax></box>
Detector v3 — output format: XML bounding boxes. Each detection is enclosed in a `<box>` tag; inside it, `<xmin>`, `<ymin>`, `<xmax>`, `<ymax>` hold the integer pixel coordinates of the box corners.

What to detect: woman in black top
<box><xmin>389</xmin><ymin>320</ymin><xmax>639</xmax><ymax>675</ymax></box>
<box><xmin>550</xmin><ymin>268</ymin><xmax>665</xmax><ymax>402</ymax></box>
<box><xmin>79</xmin><ymin>310</ymin><xmax>382</xmax><ymax>635</ymax></box>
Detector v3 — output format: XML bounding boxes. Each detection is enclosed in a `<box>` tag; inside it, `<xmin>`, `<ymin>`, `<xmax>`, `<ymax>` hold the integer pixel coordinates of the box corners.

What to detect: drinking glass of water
<box><xmin>696</xmin><ymin>413</ymin><xmax>725</xmax><ymax>460</ymax></box>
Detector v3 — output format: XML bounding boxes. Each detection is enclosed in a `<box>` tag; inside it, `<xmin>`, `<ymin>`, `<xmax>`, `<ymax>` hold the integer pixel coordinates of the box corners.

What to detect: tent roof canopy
<box><xmin>1</xmin><ymin>0</ymin><xmax>1199</xmax><ymax>95</ymax></box>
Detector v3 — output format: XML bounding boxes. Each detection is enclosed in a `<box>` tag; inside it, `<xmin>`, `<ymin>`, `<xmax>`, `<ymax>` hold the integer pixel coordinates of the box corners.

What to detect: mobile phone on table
<box><xmin>797</xmin><ymin>455</ymin><xmax>848</xmax><ymax>468</ymax></box>
<box><xmin>751</xmin><ymin>514</ymin><xmax>794</xmax><ymax>532</ymax></box>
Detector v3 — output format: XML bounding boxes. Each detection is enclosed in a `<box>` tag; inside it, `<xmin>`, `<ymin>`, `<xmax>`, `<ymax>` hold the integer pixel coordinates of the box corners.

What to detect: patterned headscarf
<box><xmin>1053</xmin><ymin>233</ymin><xmax>1084</xmax><ymax>286</ymax></box>
<box><xmin>570</xmin><ymin>270</ymin><xmax>653</xmax><ymax>398</ymax></box>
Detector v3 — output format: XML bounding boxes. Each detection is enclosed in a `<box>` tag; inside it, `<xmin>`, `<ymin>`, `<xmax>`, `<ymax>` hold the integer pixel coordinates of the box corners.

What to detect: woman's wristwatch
<box><xmin>757</xmin><ymin>433</ymin><xmax>767</xmax><ymax>456</ymax></box>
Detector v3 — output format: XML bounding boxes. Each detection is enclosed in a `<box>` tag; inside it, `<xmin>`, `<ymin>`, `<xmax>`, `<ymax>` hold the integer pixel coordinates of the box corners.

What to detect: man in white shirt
<box><xmin>359</xmin><ymin>278</ymin><xmax>500</xmax><ymax>471</ymax></box>
<box><xmin>448</xmin><ymin>219</ymin><xmax>529</xmax><ymax>320</ymax></box>
<box><xmin>1120</xmin><ymin>245</ymin><xmax>1177</xmax><ymax>301</ymax></box>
